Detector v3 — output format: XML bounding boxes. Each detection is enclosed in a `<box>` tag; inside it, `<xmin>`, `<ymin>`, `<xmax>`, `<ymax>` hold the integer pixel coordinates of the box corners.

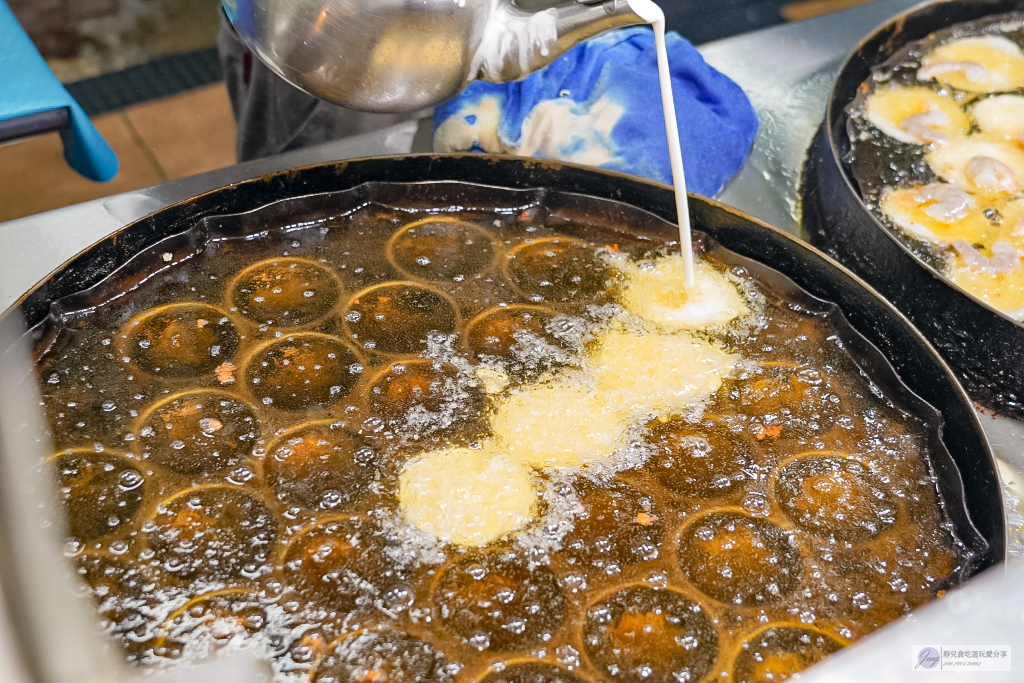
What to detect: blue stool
<box><xmin>0</xmin><ymin>0</ymin><xmax>117</xmax><ymax>181</ymax></box>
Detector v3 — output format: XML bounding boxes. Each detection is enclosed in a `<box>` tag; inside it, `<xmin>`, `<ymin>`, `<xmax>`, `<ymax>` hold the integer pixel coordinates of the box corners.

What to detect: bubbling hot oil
<box><xmin>37</xmin><ymin>205</ymin><xmax>965</xmax><ymax>683</ymax></box>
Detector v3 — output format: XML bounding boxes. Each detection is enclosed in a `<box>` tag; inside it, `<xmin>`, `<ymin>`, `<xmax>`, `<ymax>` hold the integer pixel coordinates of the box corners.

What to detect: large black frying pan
<box><xmin>4</xmin><ymin>155</ymin><xmax>1005</xmax><ymax>576</ymax></box>
<box><xmin>803</xmin><ymin>0</ymin><xmax>1024</xmax><ymax>420</ymax></box>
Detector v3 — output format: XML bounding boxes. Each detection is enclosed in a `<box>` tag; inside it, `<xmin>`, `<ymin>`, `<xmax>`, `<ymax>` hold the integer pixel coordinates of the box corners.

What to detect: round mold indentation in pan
<box><xmin>311</xmin><ymin>629</ymin><xmax>454</xmax><ymax>683</ymax></box>
<box><xmin>151</xmin><ymin>587</ymin><xmax>269</xmax><ymax>658</ymax></box>
<box><xmin>730</xmin><ymin>623</ymin><xmax>845</xmax><ymax>683</ymax></box>
<box><xmin>144</xmin><ymin>484</ymin><xmax>277</xmax><ymax>584</ymax></box>
<box><xmin>558</xmin><ymin>478</ymin><xmax>664</xmax><ymax>573</ymax></box>
<box><xmin>228</xmin><ymin>256</ymin><xmax>343</xmax><ymax>329</ymax></box>
<box><xmin>476</xmin><ymin>661</ymin><xmax>590</xmax><ymax>683</ymax></box>
<box><xmin>342</xmin><ymin>282</ymin><xmax>460</xmax><ymax>355</ymax></box>
<box><xmin>47</xmin><ymin>448</ymin><xmax>146</xmax><ymax>542</ymax></box>
<box><xmin>116</xmin><ymin>302</ymin><xmax>240</xmax><ymax>379</ymax></box>
<box><xmin>463</xmin><ymin>304</ymin><xmax>570</xmax><ymax>367</ymax></box>
<box><xmin>262</xmin><ymin>419</ymin><xmax>381</xmax><ymax>511</ymax></box>
<box><xmin>385</xmin><ymin>216</ymin><xmax>499</xmax><ymax>282</ymax></box>
<box><xmin>365</xmin><ymin>359</ymin><xmax>485</xmax><ymax>436</ymax></box>
<box><xmin>641</xmin><ymin>414</ymin><xmax>757</xmax><ymax>498</ymax></box>
<box><xmin>771</xmin><ymin>452</ymin><xmax>899</xmax><ymax>543</ymax></box>
<box><xmin>132</xmin><ymin>389</ymin><xmax>260</xmax><ymax>476</ymax></box>
<box><xmin>675</xmin><ymin>508</ymin><xmax>802</xmax><ymax>607</ymax></box>
<box><xmin>432</xmin><ymin>548</ymin><xmax>568</xmax><ymax>652</ymax></box>
<box><xmin>279</xmin><ymin>515</ymin><xmax>404</xmax><ymax>617</ymax></box>
<box><xmin>582</xmin><ymin>584</ymin><xmax>718</xmax><ymax>683</ymax></box>
<box><xmin>722</xmin><ymin>363</ymin><xmax>841</xmax><ymax>440</ymax></box>
<box><xmin>503</xmin><ymin>236</ymin><xmax>617</xmax><ymax>304</ymax></box>
<box><xmin>241</xmin><ymin>332</ymin><xmax>363</xmax><ymax>412</ymax></box>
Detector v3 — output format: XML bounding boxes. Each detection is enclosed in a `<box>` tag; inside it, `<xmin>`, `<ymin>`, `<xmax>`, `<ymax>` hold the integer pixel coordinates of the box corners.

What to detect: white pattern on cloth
<box><xmin>434</xmin><ymin>94</ymin><xmax>624</xmax><ymax>168</ymax></box>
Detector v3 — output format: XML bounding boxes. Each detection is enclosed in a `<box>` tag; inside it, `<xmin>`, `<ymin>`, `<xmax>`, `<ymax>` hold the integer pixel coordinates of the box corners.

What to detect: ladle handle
<box><xmin>478</xmin><ymin>0</ymin><xmax>644</xmax><ymax>83</ymax></box>
<box><xmin>553</xmin><ymin>0</ymin><xmax>645</xmax><ymax>57</ymax></box>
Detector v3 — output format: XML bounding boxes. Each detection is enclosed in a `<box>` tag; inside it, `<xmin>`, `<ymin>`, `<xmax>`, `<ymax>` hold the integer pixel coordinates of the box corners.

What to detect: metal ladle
<box><xmin>222</xmin><ymin>0</ymin><xmax>646</xmax><ymax>112</ymax></box>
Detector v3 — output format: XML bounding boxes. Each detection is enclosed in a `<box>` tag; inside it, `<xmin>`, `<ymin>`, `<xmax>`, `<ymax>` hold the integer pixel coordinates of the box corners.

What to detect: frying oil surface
<box><xmin>38</xmin><ymin>206</ymin><xmax>964</xmax><ymax>683</ymax></box>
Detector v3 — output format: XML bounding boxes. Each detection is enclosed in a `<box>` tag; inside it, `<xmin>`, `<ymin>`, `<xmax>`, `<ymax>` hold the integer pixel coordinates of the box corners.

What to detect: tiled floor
<box><xmin>0</xmin><ymin>83</ymin><xmax>235</xmax><ymax>223</ymax></box>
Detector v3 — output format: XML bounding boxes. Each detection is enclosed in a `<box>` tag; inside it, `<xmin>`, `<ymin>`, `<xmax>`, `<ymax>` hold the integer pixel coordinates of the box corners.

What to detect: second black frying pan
<box><xmin>803</xmin><ymin>0</ymin><xmax>1024</xmax><ymax>420</ymax></box>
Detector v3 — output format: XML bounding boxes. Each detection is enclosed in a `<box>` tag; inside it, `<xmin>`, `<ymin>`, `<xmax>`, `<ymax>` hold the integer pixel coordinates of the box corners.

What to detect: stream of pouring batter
<box><xmin>626</xmin><ymin>0</ymin><xmax>695</xmax><ymax>287</ymax></box>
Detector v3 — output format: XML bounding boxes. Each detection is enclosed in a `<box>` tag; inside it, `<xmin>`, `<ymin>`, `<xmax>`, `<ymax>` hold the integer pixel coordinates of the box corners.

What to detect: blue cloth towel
<box><xmin>433</xmin><ymin>27</ymin><xmax>758</xmax><ymax>198</ymax></box>
<box><xmin>0</xmin><ymin>0</ymin><xmax>118</xmax><ymax>182</ymax></box>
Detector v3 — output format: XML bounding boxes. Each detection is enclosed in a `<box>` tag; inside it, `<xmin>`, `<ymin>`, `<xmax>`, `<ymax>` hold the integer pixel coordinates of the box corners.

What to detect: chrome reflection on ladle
<box><xmin>222</xmin><ymin>0</ymin><xmax>646</xmax><ymax>112</ymax></box>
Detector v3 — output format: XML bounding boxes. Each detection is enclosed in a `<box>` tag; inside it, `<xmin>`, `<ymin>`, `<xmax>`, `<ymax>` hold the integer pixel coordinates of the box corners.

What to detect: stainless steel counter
<box><xmin>705</xmin><ymin>0</ymin><xmax>919</xmax><ymax>234</ymax></box>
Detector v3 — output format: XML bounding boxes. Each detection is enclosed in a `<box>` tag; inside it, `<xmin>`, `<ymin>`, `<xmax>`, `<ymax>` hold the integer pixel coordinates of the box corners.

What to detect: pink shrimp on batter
<box><xmin>899</xmin><ymin>109</ymin><xmax>952</xmax><ymax>144</ymax></box>
<box><xmin>912</xmin><ymin>183</ymin><xmax>974</xmax><ymax>222</ymax></box>
<box><xmin>917</xmin><ymin>60</ymin><xmax>988</xmax><ymax>83</ymax></box>
<box><xmin>952</xmin><ymin>240</ymin><xmax>1022</xmax><ymax>272</ymax></box>
<box><xmin>965</xmin><ymin>155</ymin><xmax>1018</xmax><ymax>193</ymax></box>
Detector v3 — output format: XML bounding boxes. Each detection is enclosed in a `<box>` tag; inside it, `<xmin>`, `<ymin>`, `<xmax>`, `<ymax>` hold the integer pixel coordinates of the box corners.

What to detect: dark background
<box><xmin>664</xmin><ymin>0</ymin><xmax>794</xmax><ymax>43</ymax></box>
